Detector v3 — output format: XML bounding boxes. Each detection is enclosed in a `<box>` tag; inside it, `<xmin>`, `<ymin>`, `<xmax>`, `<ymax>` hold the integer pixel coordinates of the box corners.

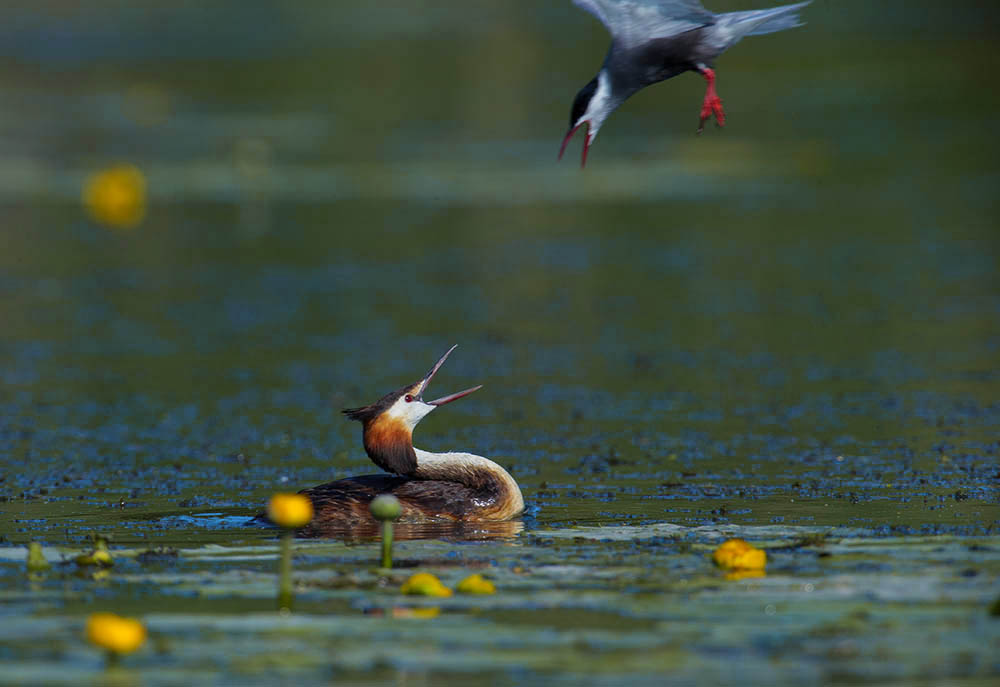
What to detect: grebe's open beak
<box><xmin>416</xmin><ymin>345</ymin><xmax>483</xmax><ymax>406</ymax></box>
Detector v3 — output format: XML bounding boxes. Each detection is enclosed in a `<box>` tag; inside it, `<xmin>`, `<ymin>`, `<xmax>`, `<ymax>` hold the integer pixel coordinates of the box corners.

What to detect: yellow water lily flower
<box><xmin>75</xmin><ymin>537</ymin><xmax>114</xmax><ymax>568</ymax></box>
<box><xmin>82</xmin><ymin>164</ymin><xmax>147</xmax><ymax>229</ymax></box>
<box><xmin>456</xmin><ymin>573</ymin><xmax>496</xmax><ymax>595</ymax></box>
<box><xmin>267</xmin><ymin>493</ymin><xmax>314</xmax><ymax>529</ymax></box>
<box><xmin>85</xmin><ymin>613</ymin><xmax>147</xmax><ymax>655</ymax></box>
<box><xmin>400</xmin><ymin>572</ymin><xmax>452</xmax><ymax>597</ymax></box>
<box><xmin>712</xmin><ymin>538</ymin><xmax>767</xmax><ymax>571</ymax></box>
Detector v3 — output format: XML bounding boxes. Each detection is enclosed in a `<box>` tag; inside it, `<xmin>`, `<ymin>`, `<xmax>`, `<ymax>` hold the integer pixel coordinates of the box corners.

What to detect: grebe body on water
<box><xmin>294</xmin><ymin>346</ymin><xmax>523</xmax><ymax>532</ymax></box>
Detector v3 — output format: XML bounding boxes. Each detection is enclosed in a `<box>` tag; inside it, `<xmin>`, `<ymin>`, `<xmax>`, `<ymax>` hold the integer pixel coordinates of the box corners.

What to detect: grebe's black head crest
<box><xmin>343</xmin><ymin>384</ymin><xmax>411</xmax><ymax>424</ymax></box>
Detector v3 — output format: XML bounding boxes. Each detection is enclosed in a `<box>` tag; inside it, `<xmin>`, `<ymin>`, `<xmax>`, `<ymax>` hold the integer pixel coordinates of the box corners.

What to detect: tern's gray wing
<box><xmin>573</xmin><ymin>0</ymin><xmax>716</xmax><ymax>46</ymax></box>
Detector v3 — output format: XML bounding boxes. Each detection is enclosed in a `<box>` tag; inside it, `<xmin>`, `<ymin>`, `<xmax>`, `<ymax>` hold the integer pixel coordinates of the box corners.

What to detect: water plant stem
<box><xmin>381</xmin><ymin>520</ymin><xmax>394</xmax><ymax>569</ymax></box>
<box><xmin>278</xmin><ymin>530</ymin><xmax>293</xmax><ymax>612</ymax></box>
<box><xmin>370</xmin><ymin>494</ymin><xmax>401</xmax><ymax>569</ymax></box>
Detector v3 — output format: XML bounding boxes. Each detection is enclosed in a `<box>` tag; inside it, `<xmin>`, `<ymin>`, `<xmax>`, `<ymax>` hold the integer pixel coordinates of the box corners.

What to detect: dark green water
<box><xmin>1</xmin><ymin>1</ymin><xmax>998</xmax><ymax>684</ymax></box>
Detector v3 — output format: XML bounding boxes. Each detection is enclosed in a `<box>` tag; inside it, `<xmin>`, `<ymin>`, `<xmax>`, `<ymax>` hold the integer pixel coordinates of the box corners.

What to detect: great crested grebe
<box><xmin>294</xmin><ymin>346</ymin><xmax>523</xmax><ymax>531</ymax></box>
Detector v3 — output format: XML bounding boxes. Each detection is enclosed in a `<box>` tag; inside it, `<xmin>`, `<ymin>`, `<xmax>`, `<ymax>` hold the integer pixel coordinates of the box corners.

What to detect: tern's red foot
<box><xmin>697</xmin><ymin>68</ymin><xmax>725</xmax><ymax>134</ymax></box>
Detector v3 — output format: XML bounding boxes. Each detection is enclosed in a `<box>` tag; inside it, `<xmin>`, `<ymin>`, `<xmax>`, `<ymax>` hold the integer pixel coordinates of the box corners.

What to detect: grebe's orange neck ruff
<box><xmin>361</xmin><ymin>413</ymin><xmax>417</xmax><ymax>475</ymax></box>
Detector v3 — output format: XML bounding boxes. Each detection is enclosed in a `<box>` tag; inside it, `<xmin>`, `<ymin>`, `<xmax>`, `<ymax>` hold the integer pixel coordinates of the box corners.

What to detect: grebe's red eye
<box><xmin>404</xmin><ymin>394</ymin><xmax>413</xmax><ymax>403</ymax></box>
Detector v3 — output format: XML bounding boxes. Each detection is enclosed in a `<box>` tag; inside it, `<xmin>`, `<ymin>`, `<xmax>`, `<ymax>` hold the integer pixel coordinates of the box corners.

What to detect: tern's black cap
<box><xmin>570</xmin><ymin>77</ymin><xmax>598</xmax><ymax>128</ymax></box>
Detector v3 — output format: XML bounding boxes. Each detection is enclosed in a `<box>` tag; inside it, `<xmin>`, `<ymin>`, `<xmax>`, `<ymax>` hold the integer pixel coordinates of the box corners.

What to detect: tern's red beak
<box><xmin>559</xmin><ymin>121</ymin><xmax>592</xmax><ymax>168</ymax></box>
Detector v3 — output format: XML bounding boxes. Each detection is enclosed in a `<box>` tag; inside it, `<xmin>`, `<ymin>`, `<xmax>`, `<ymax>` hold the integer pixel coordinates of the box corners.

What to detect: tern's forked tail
<box><xmin>716</xmin><ymin>1</ymin><xmax>811</xmax><ymax>42</ymax></box>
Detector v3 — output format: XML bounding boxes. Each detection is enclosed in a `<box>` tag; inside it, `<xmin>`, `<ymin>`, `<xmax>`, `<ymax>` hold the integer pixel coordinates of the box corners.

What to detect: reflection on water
<box><xmin>298</xmin><ymin>518</ymin><xmax>524</xmax><ymax>542</ymax></box>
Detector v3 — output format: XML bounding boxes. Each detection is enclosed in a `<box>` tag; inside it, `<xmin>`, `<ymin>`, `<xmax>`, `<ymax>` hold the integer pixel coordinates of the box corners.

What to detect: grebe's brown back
<box><xmin>295</xmin><ymin>346</ymin><xmax>523</xmax><ymax>535</ymax></box>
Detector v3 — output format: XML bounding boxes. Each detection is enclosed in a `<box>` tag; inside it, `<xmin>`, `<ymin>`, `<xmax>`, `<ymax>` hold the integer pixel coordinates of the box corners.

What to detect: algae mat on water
<box><xmin>1</xmin><ymin>524</ymin><xmax>997</xmax><ymax>685</ymax></box>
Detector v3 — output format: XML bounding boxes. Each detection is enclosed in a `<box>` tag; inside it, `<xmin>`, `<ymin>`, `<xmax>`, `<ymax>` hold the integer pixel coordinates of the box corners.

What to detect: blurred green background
<box><xmin>1</xmin><ymin>0</ymin><xmax>998</xmax><ymax>540</ymax></box>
